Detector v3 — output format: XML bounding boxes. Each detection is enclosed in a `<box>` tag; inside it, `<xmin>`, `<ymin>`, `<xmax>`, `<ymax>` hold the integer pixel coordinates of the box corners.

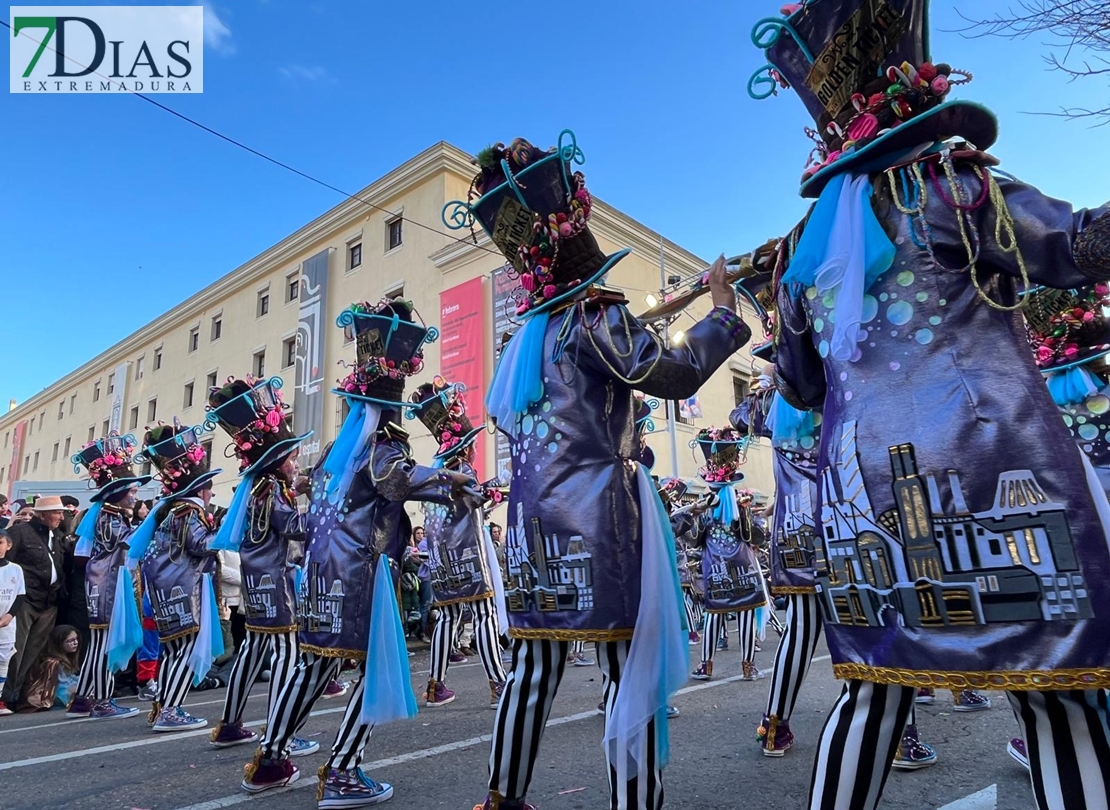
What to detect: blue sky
<box><xmin>2</xmin><ymin>0</ymin><xmax>1108</xmax><ymax>405</ymax></box>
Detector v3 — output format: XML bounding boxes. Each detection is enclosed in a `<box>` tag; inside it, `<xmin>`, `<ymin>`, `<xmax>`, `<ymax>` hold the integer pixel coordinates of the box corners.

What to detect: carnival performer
<box><xmin>687</xmin><ymin>427</ymin><xmax>767</xmax><ymax>684</ymax></box>
<box><xmin>64</xmin><ymin>432</ymin><xmax>151</xmax><ymax>721</ymax></box>
<box><xmin>240</xmin><ymin>298</ymin><xmax>476</xmax><ymax>806</ymax></box>
<box><xmin>409</xmin><ymin>376</ymin><xmax>507</xmax><ymax>710</ymax></box>
<box><xmin>661</xmin><ymin>479</ymin><xmax>704</xmax><ymax>646</ymax></box>
<box><xmin>202</xmin><ymin>374</ymin><xmax>318</xmax><ymax>757</ymax></box>
<box><xmin>132</xmin><ymin>420</ymin><xmax>222</xmax><ymax>733</ymax></box>
<box><xmin>750</xmin><ymin>1</ymin><xmax>1110</xmax><ymax>806</ymax></box>
<box><xmin>442</xmin><ymin>131</ymin><xmax>749</xmax><ymax>810</ymax></box>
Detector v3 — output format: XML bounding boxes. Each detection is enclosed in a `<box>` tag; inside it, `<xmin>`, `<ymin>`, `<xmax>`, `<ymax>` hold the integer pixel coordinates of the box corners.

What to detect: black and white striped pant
<box><xmin>765</xmin><ymin>592</ymin><xmax>822</xmax><ymax>722</ymax></box>
<box><xmin>683</xmin><ymin>590</ymin><xmax>702</xmax><ymax>634</ymax></box>
<box><xmin>701</xmin><ymin>610</ymin><xmax>757</xmax><ymax>665</ymax></box>
<box><xmin>431</xmin><ymin>599</ymin><xmax>506</xmax><ymax>684</ymax></box>
<box><xmin>75</xmin><ymin>627</ymin><xmax>113</xmax><ymax>702</ymax></box>
<box><xmin>260</xmin><ymin>651</ymin><xmax>376</xmax><ymax>770</ymax></box>
<box><xmin>220</xmin><ymin>629</ymin><xmax>298</xmax><ymax>726</ymax></box>
<box><xmin>810</xmin><ymin>680</ymin><xmax>1110</xmax><ymax>810</ymax></box>
<box><xmin>157</xmin><ymin>633</ymin><xmax>200</xmax><ymax>709</ymax></box>
<box><xmin>488</xmin><ymin>639</ymin><xmax>662</xmax><ymax>810</ymax></box>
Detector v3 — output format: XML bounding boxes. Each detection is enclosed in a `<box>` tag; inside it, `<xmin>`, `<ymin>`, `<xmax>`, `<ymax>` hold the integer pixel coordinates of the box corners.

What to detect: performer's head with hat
<box><xmin>657</xmin><ymin>477</ymin><xmax>689</xmax><ymax>508</ymax></box>
<box><xmin>409</xmin><ymin>376</ymin><xmax>483</xmax><ymax>470</ymax></box>
<box><xmin>73</xmin><ymin>431</ymin><xmax>152</xmax><ymax>505</ymax></box>
<box><xmin>443</xmin><ymin>129</ymin><xmax>629</xmax><ymax>319</ymax></box>
<box><xmin>748</xmin><ymin>0</ymin><xmax>996</xmax><ymax>198</ymax></box>
<box><xmin>693</xmin><ymin>427</ymin><xmax>747</xmax><ymax>489</ymax></box>
<box><xmin>322</xmin><ymin>297</ymin><xmax>438</xmax><ymax>503</ymax></box>
<box><xmin>206</xmin><ymin>374</ymin><xmax>310</xmax><ymax>482</ymax></box>
<box><xmin>1027</xmin><ymin>283</ymin><xmax>1110</xmax><ymax>405</ymax></box>
<box><xmin>140</xmin><ymin>419</ymin><xmax>220</xmax><ymax>502</ymax></box>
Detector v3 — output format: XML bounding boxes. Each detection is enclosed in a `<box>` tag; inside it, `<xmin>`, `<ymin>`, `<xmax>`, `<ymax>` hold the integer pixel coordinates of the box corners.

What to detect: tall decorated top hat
<box><xmin>334</xmin><ymin>298</ymin><xmax>436</xmax><ymax>407</ymax></box>
<box><xmin>748</xmin><ymin>0</ymin><xmax>997</xmax><ymax>197</ymax></box>
<box><xmin>205</xmin><ymin>374</ymin><xmax>311</xmax><ymax>476</ymax></box>
<box><xmin>139</xmin><ymin>419</ymin><xmax>220</xmax><ymax>498</ymax></box>
<box><xmin>1026</xmin><ymin>284</ymin><xmax>1110</xmax><ymax>373</ymax></box>
<box><xmin>73</xmin><ymin>431</ymin><xmax>152</xmax><ymax>503</ymax></box>
<box><xmin>657</xmin><ymin>477</ymin><xmax>689</xmax><ymax>507</ymax></box>
<box><xmin>692</xmin><ymin>426</ymin><xmax>747</xmax><ymax>486</ymax></box>
<box><xmin>442</xmin><ymin>129</ymin><xmax>630</xmax><ymax>318</ymax></box>
<box><xmin>408</xmin><ymin>375</ymin><xmax>483</xmax><ymax>462</ymax></box>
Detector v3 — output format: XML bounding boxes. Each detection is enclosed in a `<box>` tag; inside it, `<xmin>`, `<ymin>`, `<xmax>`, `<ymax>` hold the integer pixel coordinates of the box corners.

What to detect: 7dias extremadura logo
<box><xmin>10</xmin><ymin>6</ymin><xmax>203</xmax><ymax>93</ymax></box>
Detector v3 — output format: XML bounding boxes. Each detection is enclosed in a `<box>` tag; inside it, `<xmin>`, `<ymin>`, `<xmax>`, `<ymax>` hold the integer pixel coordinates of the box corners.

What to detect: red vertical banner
<box><xmin>439</xmin><ymin>277</ymin><xmax>488</xmax><ymax>479</ymax></box>
<box><xmin>7</xmin><ymin>420</ymin><xmax>27</xmax><ymax>499</ymax></box>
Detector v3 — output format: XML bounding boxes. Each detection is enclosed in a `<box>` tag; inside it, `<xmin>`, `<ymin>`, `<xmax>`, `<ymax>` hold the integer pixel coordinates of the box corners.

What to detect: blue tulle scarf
<box><xmin>73</xmin><ymin>501</ymin><xmax>103</xmax><ymax>558</ymax></box>
<box><xmin>359</xmin><ymin>553</ymin><xmax>419</xmax><ymax>725</ymax></box>
<box><xmin>1046</xmin><ymin>365</ymin><xmax>1101</xmax><ymax>407</ymax></box>
<box><xmin>485</xmin><ymin>311</ymin><xmax>550</xmax><ymax>440</ymax></box>
<box><xmin>105</xmin><ymin>566</ymin><xmax>143</xmax><ymax>672</ymax></box>
<box><xmin>767</xmin><ymin>392</ymin><xmax>816</xmax><ymax>447</ymax></box>
<box><xmin>125</xmin><ymin>505</ymin><xmax>162</xmax><ymax>569</ymax></box>
<box><xmin>187</xmin><ymin>573</ymin><xmax>225</xmax><ymax>686</ymax></box>
<box><xmin>323</xmin><ymin>399</ymin><xmax>381</xmax><ymax>504</ymax></box>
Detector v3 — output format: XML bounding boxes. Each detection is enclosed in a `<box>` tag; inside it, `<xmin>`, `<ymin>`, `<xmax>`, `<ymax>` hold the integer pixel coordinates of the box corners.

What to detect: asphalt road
<box><xmin>0</xmin><ymin>631</ymin><xmax>1035</xmax><ymax>810</ymax></box>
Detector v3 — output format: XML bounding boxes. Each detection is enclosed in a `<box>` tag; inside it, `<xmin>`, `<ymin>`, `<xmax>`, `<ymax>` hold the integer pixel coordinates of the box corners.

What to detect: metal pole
<box><xmin>661</xmin><ymin>235</ymin><xmax>680</xmax><ymax>480</ymax></box>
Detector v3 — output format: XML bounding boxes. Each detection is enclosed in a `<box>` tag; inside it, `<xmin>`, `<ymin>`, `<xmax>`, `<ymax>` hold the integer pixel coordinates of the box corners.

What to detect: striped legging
<box><xmin>764</xmin><ymin>592</ymin><xmax>822</xmax><ymax>722</ymax></box>
<box><xmin>809</xmin><ymin>681</ymin><xmax>1110</xmax><ymax>810</ymax></box>
<box><xmin>75</xmin><ymin>627</ymin><xmax>113</xmax><ymax>702</ymax></box>
<box><xmin>157</xmin><ymin>633</ymin><xmax>200</xmax><ymax>709</ymax></box>
<box><xmin>701</xmin><ymin>610</ymin><xmax>758</xmax><ymax>665</ymax></box>
<box><xmin>489</xmin><ymin>639</ymin><xmax>662</xmax><ymax>810</ymax></box>
<box><xmin>219</xmin><ymin>629</ymin><xmax>298</xmax><ymax>726</ymax></box>
<box><xmin>431</xmin><ymin>598</ymin><xmax>505</xmax><ymax>684</ymax></box>
<box><xmin>683</xmin><ymin>590</ymin><xmax>702</xmax><ymax>634</ymax></box>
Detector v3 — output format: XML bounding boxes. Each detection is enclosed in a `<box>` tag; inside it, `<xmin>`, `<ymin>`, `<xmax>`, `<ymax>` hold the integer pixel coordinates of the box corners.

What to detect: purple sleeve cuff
<box><xmin>708</xmin><ymin>306</ymin><xmax>749</xmax><ymax>345</ymax></box>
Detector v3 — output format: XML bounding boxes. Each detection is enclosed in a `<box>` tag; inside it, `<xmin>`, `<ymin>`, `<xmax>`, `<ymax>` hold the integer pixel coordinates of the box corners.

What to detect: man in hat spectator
<box><xmin>0</xmin><ymin>494</ymin><xmax>67</xmax><ymax>705</ymax></box>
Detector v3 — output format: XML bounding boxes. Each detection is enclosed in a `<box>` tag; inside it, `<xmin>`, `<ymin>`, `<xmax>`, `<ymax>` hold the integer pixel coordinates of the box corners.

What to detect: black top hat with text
<box><xmin>334</xmin><ymin>298</ymin><xmax>436</xmax><ymax>408</ymax></box>
<box><xmin>140</xmin><ymin>419</ymin><xmax>220</xmax><ymax>499</ymax></box>
<box><xmin>206</xmin><ymin>374</ymin><xmax>312</xmax><ymax>477</ymax></box>
<box><xmin>408</xmin><ymin>376</ymin><xmax>483</xmax><ymax>463</ymax></box>
<box><xmin>73</xmin><ymin>431</ymin><xmax>152</xmax><ymax>503</ymax></box>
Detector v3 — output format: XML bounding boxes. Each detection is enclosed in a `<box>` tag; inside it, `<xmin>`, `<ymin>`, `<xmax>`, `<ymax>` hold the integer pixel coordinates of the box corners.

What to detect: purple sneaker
<box><xmin>209</xmin><ymin>721</ymin><xmax>259</xmax><ymax>747</ymax></box>
<box><xmin>318</xmin><ymin>767</ymin><xmax>393</xmax><ymax>808</ymax></box>
<box><xmin>1007</xmin><ymin>738</ymin><xmax>1030</xmax><ymax>770</ymax></box>
<box><xmin>914</xmin><ymin>687</ymin><xmax>936</xmax><ymax>705</ymax></box>
<box><xmin>448</xmin><ymin>651</ymin><xmax>468</xmax><ymax>665</ymax></box>
<box><xmin>289</xmin><ymin>736</ymin><xmax>320</xmax><ymax>757</ymax></box>
<box><xmin>691</xmin><ymin>661</ymin><xmax>713</xmax><ymax>681</ymax></box>
<box><xmin>489</xmin><ymin>680</ymin><xmax>505</xmax><ymax>709</ymax></box>
<box><xmin>472</xmin><ymin>795</ymin><xmax>537</xmax><ymax>810</ymax></box>
<box><xmin>953</xmin><ymin>690</ymin><xmax>991</xmax><ymax>712</ymax></box>
<box><xmin>425</xmin><ymin>679</ymin><xmax>456</xmax><ymax>707</ymax></box>
<box><xmin>88</xmin><ymin>699</ymin><xmax>140</xmax><ymax>720</ymax></box>
<box><xmin>65</xmin><ymin>695</ymin><xmax>93</xmax><ymax>718</ymax></box>
<box><xmin>757</xmin><ymin>714</ymin><xmax>795</xmax><ymax>757</ymax></box>
<box><xmin>241</xmin><ymin>753</ymin><xmax>300</xmax><ymax>793</ymax></box>
<box><xmin>321</xmin><ymin>679</ymin><xmax>349</xmax><ymax>700</ymax></box>
<box><xmin>891</xmin><ymin>724</ymin><xmax>937</xmax><ymax>770</ymax></box>
<box><xmin>152</xmin><ymin>706</ymin><xmax>208</xmax><ymax>732</ymax></box>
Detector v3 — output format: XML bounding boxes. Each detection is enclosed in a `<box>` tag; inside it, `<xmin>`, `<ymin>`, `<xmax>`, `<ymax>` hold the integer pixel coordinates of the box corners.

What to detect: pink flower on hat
<box><xmin>542</xmin><ymin>284</ymin><xmax>556</xmax><ymax>299</ymax></box>
<box><xmin>1036</xmin><ymin>346</ymin><xmax>1054</xmax><ymax>365</ymax></box>
<box><xmin>930</xmin><ymin>76</ymin><xmax>949</xmax><ymax>96</ymax></box>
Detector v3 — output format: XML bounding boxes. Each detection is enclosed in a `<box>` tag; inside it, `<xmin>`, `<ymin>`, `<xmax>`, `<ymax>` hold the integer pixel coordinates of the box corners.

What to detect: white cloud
<box><xmin>202</xmin><ymin>2</ymin><xmax>234</xmax><ymax>54</ymax></box>
<box><xmin>280</xmin><ymin>64</ymin><xmax>329</xmax><ymax>81</ymax></box>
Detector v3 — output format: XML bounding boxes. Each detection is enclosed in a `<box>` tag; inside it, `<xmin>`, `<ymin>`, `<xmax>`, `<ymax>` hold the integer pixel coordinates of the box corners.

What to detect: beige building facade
<box><xmin>1</xmin><ymin>141</ymin><xmax>774</xmax><ymax>514</ymax></box>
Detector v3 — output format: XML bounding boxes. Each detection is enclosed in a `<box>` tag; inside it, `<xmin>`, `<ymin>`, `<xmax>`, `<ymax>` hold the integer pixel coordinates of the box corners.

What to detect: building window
<box><xmin>22</xmin><ymin>456</ymin><xmax>29</xmax><ymax>475</ymax></box>
<box><xmin>69</xmin><ymin>394</ymin><xmax>76</xmax><ymax>414</ymax></box>
<box><xmin>257</xmin><ymin>290</ymin><xmax>270</xmax><ymax>318</ymax></box>
<box><xmin>348</xmin><ymin>242</ymin><xmax>362</xmax><ymax>270</ymax></box>
<box><xmin>88</xmin><ymin>425</ymin><xmax>96</xmax><ymax>443</ymax></box>
<box><xmin>33</xmin><ymin>451</ymin><xmax>39</xmax><ymax>472</ymax></box>
<box><xmin>129</xmin><ymin>406</ymin><xmax>139</xmax><ymax>431</ymax></box>
<box><xmin>154</xmin><ymin>348</ymin><xmax>162</xmax><ymax>371</ymax></box>
<box><xmin>147</xmin><ymin>398</ymin><xmax>158</xmax><ymax>423</ymax></box>
<box><xmin>287</xmin><ymin>274</ymin><xmax>300</xmax><ymax>303</ymax></box>
<box><xmin>52</xmin><ymin>442</ymin><xmax>59</xmax><ymax>462</ymax></box>
<box><xmin>253</xmin><ymin>350</ymin><xmax>266</xmax><ymax>378</ymax></box>
<box><xmin>1</xmin><ymin>469</ymin><xmax>5</xmax><ymax>484</ymax></box>
<box><xmin>108</xmin><ymin>374</ymin><xmax>115</xmax><ymax>395</ymax></box>
<box><xmin>58</xmin><ymin>401</ymin><xmax>64</xmax><ymax>420</ymax></box>
<box><xmin>183</xmin><ymin>382</ymin><xmax>194</xmax><ymax>409</ymax></box>
<box><xmin>2</xmin><ymin>432</ymin><xmax>6</xmax><ymax>448</ymax></box>
<box><xmin>28</xmin><ymin>416</ymin><xmax>34</xmax><ymax>435</ymax></box>
<box><xmin>135</xmin><ymin>356</ymin><xmax>145</xmax><ymax>380</ymax></box>
<box><xmin>141</xmin><ymin>459</ymin><xmax>152</xmax><ymax>476</ymax></box>
<box><xmin>189</xmin><ymin>327</ymin><xmax>200</xmax><ymax>353</ymax></box>
<box><xmin>282</xmin><ymin>337</ymin><xmax>297</xmax><ymax>369</ymax></box>
<box><xmin>102</xmin><ymin>419</ymin><xmax>110</xmax><ymax>437</ymax></box>
<box><xmin>94</xmin><ymin>380</ymin><xmax>101</xmax><ymax>402</ymax></box>
<box><xmin>64</xmin><ymin>437</ymin><xmax>70</xmax><ymax>457</ymax></box>
<box><xmin>211</xmin><ymin>315</ymin><xmax>222</xmax><ymax>342</ymax></box>
<box><xmin>385</xmin><ymin>284</ymin><xmax>405</xmax><ymax>301</ymax></box>
<box><xmin>336</xmin><ymin>397</ymin><xmax>350</xmax><ymax>432</ymax></box>
<box><xmin>733</xmin><ymin>376</ymin><xmax>750</xmax><ymax>408</ymax></box>
<box><xmin>201</xmin><ymin>440</ymin><xmax>213</xmax><ymax>465</ymax></box>
<box><xmin>387</xmin><ymin>218</ymin><xmax>403</xmax><ymax>251</ymax></box>
<box><xmin>206</xmin><ymin>370</ymin><xmax>218</xmax><ymax>391</ymax></box>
